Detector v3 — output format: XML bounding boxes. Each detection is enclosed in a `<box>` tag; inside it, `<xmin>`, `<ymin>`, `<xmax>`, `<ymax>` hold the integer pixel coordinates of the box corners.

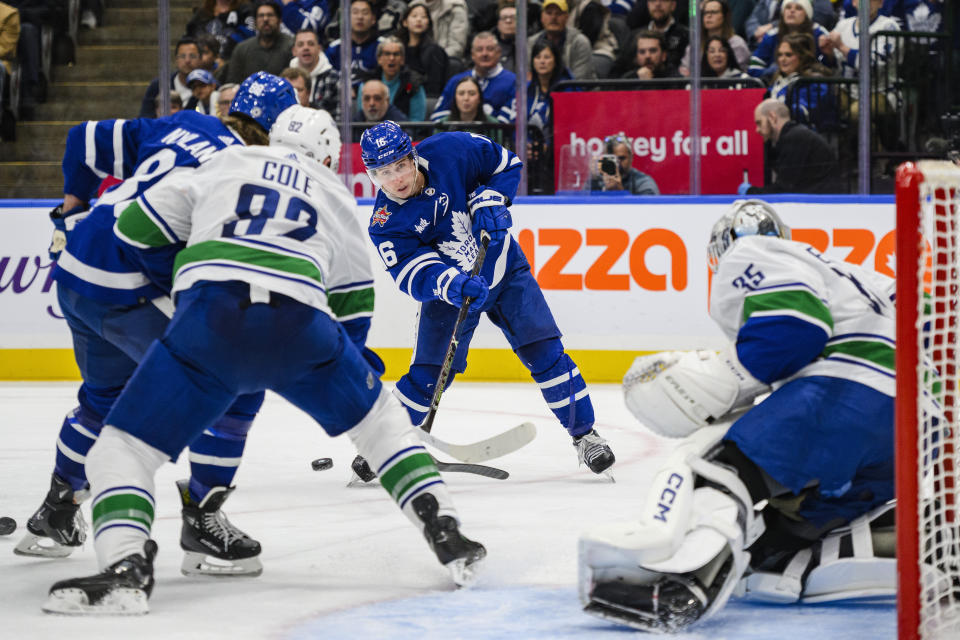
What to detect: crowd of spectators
<box><xmin>0</xmin><ymin>0</ymin><xmax>952</xmax><ymax>193</ymax></box>
<box><xmin>144</xmin><ymin>0</ymin><xmax>950</xmax><ymax>193</ymax></box>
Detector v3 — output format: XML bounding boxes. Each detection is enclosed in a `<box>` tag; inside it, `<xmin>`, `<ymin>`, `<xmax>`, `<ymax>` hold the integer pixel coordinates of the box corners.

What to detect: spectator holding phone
<box><xmin>591</xmin><ymin>133</ymin><xmax>660</xmax><ymax>194</ymax></box>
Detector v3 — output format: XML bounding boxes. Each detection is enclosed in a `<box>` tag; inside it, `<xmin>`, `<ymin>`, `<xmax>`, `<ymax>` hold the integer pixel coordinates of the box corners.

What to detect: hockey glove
<box><xmin>467</xmin><ymin>187</ymin><xmax>512</xmax><ymax>242</ymax></box>
<box><xmin>48</xmin><ymin>202</ymin><xmax>90</xmax><ymax>260</ymax></box>
<box><xmin>444</xmin><ymin>273</ymin><xmax>489</xmax><ymax>309</ymax></box>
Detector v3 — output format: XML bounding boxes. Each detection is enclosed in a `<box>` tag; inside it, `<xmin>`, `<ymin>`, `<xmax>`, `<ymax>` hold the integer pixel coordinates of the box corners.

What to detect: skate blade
<box><xmin>346</xmin><ymin>472</ymin><xmax>380</xmax><ymax>488</ymax></box>
<box><xmin>14</xmin><ymin>533</ymin><xmax>77</xmax><ymax>558</ymax></box>
<box><xmin>446</xmin><ymin>557</ymin><xmax>483</xmax><ymax>589</ymax></box>
<box><xmin>583</xmin><ymin>599</ymin><xmax>679</xmax><ymax>633</ymax></box>
<box><xmin>603</xmin><ymin>471</ymin><xmax>616</xmax><ymax>483</ymax></box>
<box><xmin>180</xmin><ymin>551</ymin><xmax>263</xmax><ymax>577</ymax></box>
<box><xmin>42</xmin><ymin>587</ymin><xmax>149</xmax><ymax>616</ymax></box>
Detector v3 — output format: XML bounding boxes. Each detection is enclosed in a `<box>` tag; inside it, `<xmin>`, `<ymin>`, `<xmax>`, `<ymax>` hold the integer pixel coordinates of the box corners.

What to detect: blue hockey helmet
<box><xmin>708</xmin><ymin>199</ymin><xmax>791</xmax><ymax>273</ymax></box>
<box><xmin>360</xmin><ymin>121</ymin><xmax>415</xmax><ymax>171</ymax></box>
<box><xmin>229</xmin><ymin>71</ymin><xmax>298</xmax><ymax>131</ymax></box>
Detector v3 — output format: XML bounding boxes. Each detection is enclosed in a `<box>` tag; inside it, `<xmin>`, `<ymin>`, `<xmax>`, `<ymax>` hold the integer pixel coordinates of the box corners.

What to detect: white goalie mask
<box><xmin>269</xmin><ymin>106</ymin><xmax>342</xmax><ymax>172</ymax></box>
<box><xmin>707</xmin><ymin>199</ymin><xmax>791</xmax><ymax>273</ymax></box>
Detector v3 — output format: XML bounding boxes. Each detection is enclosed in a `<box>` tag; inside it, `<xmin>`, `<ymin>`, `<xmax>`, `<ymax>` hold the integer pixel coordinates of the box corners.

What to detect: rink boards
<box><xmin>0</xmin><ymin>195</ymin><xmax>894</xmax><ymax>382</ymax></box>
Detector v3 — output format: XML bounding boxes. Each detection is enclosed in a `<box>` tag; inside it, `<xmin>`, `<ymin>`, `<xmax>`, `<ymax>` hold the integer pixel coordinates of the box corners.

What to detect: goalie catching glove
<box><xmin>467</xmin><ymin>187</ymin><xmax>511</xmax><ymax>242</ymax></box>
<box><xmin>622</xmin><ymin>345</ymin><xmax>769</xmax><ymax>438</ymax></box>
<box><xmin>48</xmin><ymin>202</ymin><xmax>90</xmax><ymax>260</ymax></box>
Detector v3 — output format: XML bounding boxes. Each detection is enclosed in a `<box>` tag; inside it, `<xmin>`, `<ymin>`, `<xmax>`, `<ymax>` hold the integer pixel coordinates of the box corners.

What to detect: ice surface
<box><xmin>0</xmin><ymin>382</ymin><xmax>894</xmax><ymax>639</ymax></box>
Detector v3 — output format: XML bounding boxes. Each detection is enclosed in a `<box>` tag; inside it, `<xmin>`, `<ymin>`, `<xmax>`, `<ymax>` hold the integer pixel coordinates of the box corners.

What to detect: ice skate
<box><xmin>412</xmin><ymin>493</ymin><xmax>486</xmax><ymax>587</ymax></box>
<box><xmin>573</xmin><ymin>429</ymin><xmax>616</xmax><ymax>477</ymax></box>
<box><xmin>43</xmin><ymin>540</ymin><xmax>158</xmax><ymax>615</ymax></box>
<box><xmin>15</xmin><ymin>474</ymin><xmax>87</xmax><ymax>558</ymax></box>
<box><xmin>177</xmin><ymin>480</ymin><xmax>262</xmax><ymax>577</ymax></box>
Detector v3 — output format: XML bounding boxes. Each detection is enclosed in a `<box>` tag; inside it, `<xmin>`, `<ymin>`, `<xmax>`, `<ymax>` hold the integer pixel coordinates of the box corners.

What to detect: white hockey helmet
<box><xmin>269</xmin><ymin>106</ymin><xmax>342</xmax><ymax>172</ymax></box>
<box><xmin>707</xmin><ymin>199</ymin><xmax>791</xmax><ymax>273</ymax></box>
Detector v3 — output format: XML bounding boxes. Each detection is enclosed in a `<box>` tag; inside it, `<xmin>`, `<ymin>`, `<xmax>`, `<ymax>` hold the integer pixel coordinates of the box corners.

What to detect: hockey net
<box><xmin>896</xmin><ymin>160</ymin><xmax>960</xmax><ymax>640</ymax></box>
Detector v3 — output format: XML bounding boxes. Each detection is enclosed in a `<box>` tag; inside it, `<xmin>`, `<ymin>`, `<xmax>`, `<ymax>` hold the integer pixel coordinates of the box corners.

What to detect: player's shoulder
<box><xmin>418</xmin><ymin>131</ymin><xmax>481</xmax><ymax>159</ymax></box>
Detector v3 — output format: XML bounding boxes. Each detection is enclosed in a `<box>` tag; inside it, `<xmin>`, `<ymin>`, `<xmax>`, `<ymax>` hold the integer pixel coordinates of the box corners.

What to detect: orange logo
<box><xmin>517</xmin><ymin>228</ymin><xmax>687</xmax><ymax>291</ymax></box>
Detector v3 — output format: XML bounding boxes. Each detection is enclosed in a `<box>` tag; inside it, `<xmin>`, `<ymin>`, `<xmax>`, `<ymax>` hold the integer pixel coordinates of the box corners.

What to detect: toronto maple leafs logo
<box><xmin>414</xmin><ymin>218</ymin><xmax>429</xmax><ymax>234</ymax></box>
<box><xmin>371</xmin><ymin>206</ymin><xmax>391</xmax><ymax>227</ymax></box>
<box><xmin>437</xmin><ymin>210</ymin><xmax>478</xmax><ymax>271</ymax></box>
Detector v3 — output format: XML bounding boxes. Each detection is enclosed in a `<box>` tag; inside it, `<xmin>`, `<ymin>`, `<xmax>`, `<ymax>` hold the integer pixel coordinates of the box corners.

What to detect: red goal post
<box><xmin>896</xmin><ymin>160</ymin><xmax>960</xmax><ymax>640</ymax></box>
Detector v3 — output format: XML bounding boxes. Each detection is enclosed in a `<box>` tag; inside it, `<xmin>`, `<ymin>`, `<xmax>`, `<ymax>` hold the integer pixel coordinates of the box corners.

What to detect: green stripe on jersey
<box><xmin>821</xmin><ymin>340</ymin><xmax>895</xmax><ymax>372</ymax></box>
<box><xmin>329</xmin><ymin>287</ymin><xmax>375</xmax><ymax>319</ymax></box>
<box><xmin>174</xmin><ymin>240</ymin><xmax>324</xmax><ymax>285</ymax></box>
<box><xmin>91</xmin><ymin>492</ymin><xmax>155</xmax><ymax>532</ymax></box>
<box><xmin>116</xmin><ymin>201</ymin><xmax>173</xmax><ymax>248</ymax></box>
<box><xmin>742</xmin><ymin>289</ymin><xmax>833</xmax><ymax>330</ymax></box>
<box><xmin>379</xmin><ymin>451</ymin><xmax>441</xmax><ymax>503</ymax></box>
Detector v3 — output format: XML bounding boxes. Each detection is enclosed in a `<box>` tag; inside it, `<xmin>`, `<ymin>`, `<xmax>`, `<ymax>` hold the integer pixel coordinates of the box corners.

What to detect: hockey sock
<box><xmin>86</xmin><ymin>426</ymin><xmax>167</xmax><ymax>569</ymax></box>
<box><xmin>347</xmin><ymin>389</ymin><xmax>458</xmax><ymax>527</ymax></box>
<box><xmin>517</xmin><ymin>340</ymin><xmax>595</xmax><ymax>437</ymax></box>
<box><xmin>53</xmin><ymin>405</ymin><xmax>104</xmax><ymax>493</ymax></box>
<box><xmin>393</xmin><ymin>364</ymin><xmax>446</xmax><ymax>426</ymax></box>
<box><xmin>187</xmin><ymin>415</ymin><xmax>253</xmax><ymax>502</ymax></box>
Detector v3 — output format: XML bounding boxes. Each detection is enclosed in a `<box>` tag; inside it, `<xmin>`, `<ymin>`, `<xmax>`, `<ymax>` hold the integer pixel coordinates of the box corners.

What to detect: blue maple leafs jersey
<box><xmin>367</xmin><ymin>132</ymin><xmax>523</xmax><ymax>302</ymax></box>
<box><xmin>54</xmin><ymin>110</ymin><xmax>243</xmax><ymax>304</ymax></box>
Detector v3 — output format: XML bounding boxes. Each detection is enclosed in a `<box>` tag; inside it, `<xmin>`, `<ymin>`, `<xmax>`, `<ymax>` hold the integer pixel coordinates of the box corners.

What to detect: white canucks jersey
<box><xmin>710</xmin><ymin>236</ymin><xmax>895</xmax><ymax>396</ymax></box>
<box><xmin>113</xmin><ymin>144</ymin><xmax>374</xmax><ymax>322</ymax></box>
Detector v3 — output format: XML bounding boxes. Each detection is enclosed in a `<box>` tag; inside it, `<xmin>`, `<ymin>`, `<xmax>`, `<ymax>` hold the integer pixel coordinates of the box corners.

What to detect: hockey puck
<box><xmin>0</xmin><ymin>516</ymin><xmax>16</xmax><ymax>536</ymax></box>
<box><xmin>311</xmin><ymin>457</ymin><xmax>333</xmax><ymax>471</ymax></box>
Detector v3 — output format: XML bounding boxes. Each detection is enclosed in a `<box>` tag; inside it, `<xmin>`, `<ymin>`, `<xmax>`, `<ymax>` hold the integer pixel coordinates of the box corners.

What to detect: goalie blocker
<box><xmin>578</xmin><ymin>425</ymin><xmax>897</xmax><ymax>633</ymax></box>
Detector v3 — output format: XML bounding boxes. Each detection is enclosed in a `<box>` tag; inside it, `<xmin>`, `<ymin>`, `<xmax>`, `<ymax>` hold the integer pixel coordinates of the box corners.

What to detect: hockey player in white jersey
<box><xmin>42</xmin><ymin>106</ymin><xmax>485</xmax><ymax>615</ymax></box>
<box><xmin>579</xmin><ymin>200</ymin><xmax>896</xmax><ymax>632</ymax></box>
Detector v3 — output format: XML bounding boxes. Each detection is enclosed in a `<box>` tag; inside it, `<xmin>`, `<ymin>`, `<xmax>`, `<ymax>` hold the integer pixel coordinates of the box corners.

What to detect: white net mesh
<box><xmin>914</xmin><ymin>161</ymin><xmax>960</xmax><ymax>639</ymax></box>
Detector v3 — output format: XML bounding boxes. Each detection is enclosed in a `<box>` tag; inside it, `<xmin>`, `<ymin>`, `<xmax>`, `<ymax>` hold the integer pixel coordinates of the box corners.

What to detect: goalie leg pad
<box><xmin>623</xmin><ymin>346</ymin><xmax>768</xmax><ymax>439</ymax></box>
<box><xmin>579</xmin><ymin>425</ymin><xmax>764</xmax><ymax>632</ymax></box>
<box><xmin>737</xmin><ymin>501</ymin><xmax>897</xmax><ymax>603</ymax></box>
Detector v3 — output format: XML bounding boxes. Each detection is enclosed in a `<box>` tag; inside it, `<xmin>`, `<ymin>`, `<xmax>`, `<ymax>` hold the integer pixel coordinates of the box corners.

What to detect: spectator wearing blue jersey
<box><xmin>325</xmin><ymin>0</ymin><xmax>382</xmax><ymax>86</ymax></box>
<box><xmin>747</xmin><ymin>0</ymin><xmax>836</xmax><ymax>46</ymax></box>
<box><xmin>430</xmin><ymin>31</ymin><xmax>517</xmax><ymax>121</ymax></box>
<box><xmin>226</xmin><ymin>0</ymin><xmax>295</xmax><ymax>84</ymax></box>
<box><xmin>139</xmin><ymin>36</ymin><xmax>202</xmax><ymax>118</ymax></box>
<box><xmin>280</xmin><ymin>0</ymin><xmax>332</xmax><ymax>35</ymax></box>
<box><xmin>767</xmin><ymin>32</ymin><xmax>833</xmax><ymax>125</ymax></box>
<box><xmin>15</xmin><ymin>73</ymin><xmax>297</xmax><ymax>574</ymax></box>
<box><xmin>184</xmin><ymin>0</ymin><xmax>256</xmax><ymax>62</ymax></box>
<box><xmin>748</xmin><ymin>0</ymin><xmax>834</xmax><ymax>80</ymax></box>
<box><xmin>498</xmin><ymin>39</ymin><xmax>571</xmax><ymax>192</ymax></box>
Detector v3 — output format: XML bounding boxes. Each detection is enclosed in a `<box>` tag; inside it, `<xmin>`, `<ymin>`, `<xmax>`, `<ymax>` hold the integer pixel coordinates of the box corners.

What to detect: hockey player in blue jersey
<box><xmin>15</xmin><ymin>72</ymin><xmax>297</xmax><ymax>578</ymax></box>
<box><xmin>578</xmin><ymin>200</ymin><xmax>897</xmax><ymax>632</ymax></box>
<box><xmin>42</xmin><ymin>106</ymin><xmax>484</xmax><ymax>615</ymax></box>
<box><xmin>357</xmin><ymin>121</ymin><xmax>615</xmax><ymax>475</ymax></box>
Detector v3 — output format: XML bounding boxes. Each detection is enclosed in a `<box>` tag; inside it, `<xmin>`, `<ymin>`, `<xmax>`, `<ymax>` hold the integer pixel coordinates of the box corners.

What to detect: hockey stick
<box><xmin>419</xmin><ymin>421</ymin><xmax>536</xmax><ymax>463</ymax></box>
<box><xmin>421</xmin><ymin>229</ymin><xmax>491</xmax><ymax>435</ymax></box>
<box><xmin>413</xmin><ymin>230</ymin><xmax>517</xmax><ymax>479</ymax></box>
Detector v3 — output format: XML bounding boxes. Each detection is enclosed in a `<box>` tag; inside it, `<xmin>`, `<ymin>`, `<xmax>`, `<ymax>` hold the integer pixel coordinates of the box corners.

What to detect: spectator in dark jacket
<box><xmin>225</xmin><ymin>0</ymin><xmax>294</xmax><ymax>84</ymax></box>
<box><xmin>139</xmin><ymin>37</ymin><xmax>202</xmax><ymax>118</ymax></box>
<box><xmin>746</xmin><ymin>98</ymin><xmax>841</xmax><ymax>194</ymax></box>
<box><xmin>395</xmin><ymin>1</ymin><xmax>449</xmax><ymax>95</ymax></box>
